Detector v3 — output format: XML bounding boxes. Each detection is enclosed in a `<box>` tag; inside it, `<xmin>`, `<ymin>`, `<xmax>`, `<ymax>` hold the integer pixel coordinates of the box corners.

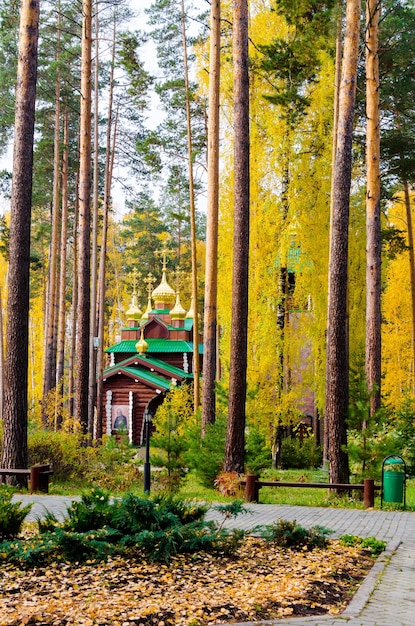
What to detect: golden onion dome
<box><xmin>151</xmin><ymin>270</ymin><xmax>176</xmax><ymax>307</ymax></box>
<box><xmin>135</xmin><ymin>328</ymin><xmax>148</xmax><ymax>354</ymax></box>
<box><xmin>185</xmin><ymin>295</ymin><xmax>194</xmax><ymax>319</ymax></box>
<box><xmin>141</xmin><ymin>296</ymin><xmax>153</xmax><ymax>321</ymax></box>
<box><xmin>170</xmin><ymin>292</ymin><xmax>186</xmax><ymax>321</ymax></box>
<box><xmin>126</xmin><ymin>295</ymin><xmax>142</xmax><ymax>321</ymax></box>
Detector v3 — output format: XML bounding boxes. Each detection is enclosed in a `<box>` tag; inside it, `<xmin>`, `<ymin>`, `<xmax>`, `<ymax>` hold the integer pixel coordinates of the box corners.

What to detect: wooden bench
<box><xmin>242</xmin><ymin>474</ymin><xmax>381</xmax><ymax>508</ymax></box>
<box><xmin>0</xmin><ymin>464</ymin><xmax>53</xmax><ymax>493</ymax></box>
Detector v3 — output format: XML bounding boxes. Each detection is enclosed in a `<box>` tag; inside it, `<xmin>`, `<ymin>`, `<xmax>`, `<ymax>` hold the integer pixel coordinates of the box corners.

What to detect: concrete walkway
<box><xmin>12</xmin><ymin>496</ymin><xmax>415</xmax><ymax>626</ymax></box>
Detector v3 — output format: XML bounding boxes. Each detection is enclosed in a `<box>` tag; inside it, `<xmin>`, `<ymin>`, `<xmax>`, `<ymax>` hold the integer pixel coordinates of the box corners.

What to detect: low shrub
<box><xmin>0</xmin><ymin>490</ymin><xmax>246</xmax><ymax>567</ymax></box>
<box><xmin>185</xmin><ymin>413</ymin><xmax>227</xmax><ymax>488</ymax></box>
<box><xmin>27</xmin><ymin>428</ymin><xmax>140</xmax><ymax>491</ymax></box>
<box><xmin>0</xmin><ymin>487</ymin><xmax>32</xmax><ymax>539</ymax></box>
<box><xmin>280</xmin><ymin>437</ymin><xmax>322</xmax><ymax>469</ymax></box>
<box><xmin>339</xmin><ymin>534</ymin><xmax>386</xmax><ymax>556</ymax></box>
<box><xmin>245</xmin><ymin>428</ymin><xmax>271</xmax><ymax>474</ymax></box>
<box><xmin>254</xmin><ymin>518</ymin><xmax>332</xmax><ymax>550</ymax></box>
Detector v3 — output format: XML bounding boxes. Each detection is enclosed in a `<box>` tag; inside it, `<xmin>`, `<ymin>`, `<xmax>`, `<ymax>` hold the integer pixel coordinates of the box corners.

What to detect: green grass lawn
<box><xmin>41</xmin><ymin>467</ymin><xmax>415</xmax><ymax>511</ymax></box>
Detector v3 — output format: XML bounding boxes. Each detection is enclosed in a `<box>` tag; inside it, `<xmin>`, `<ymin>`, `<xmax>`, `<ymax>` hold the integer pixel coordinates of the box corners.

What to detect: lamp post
<box><xmin>143</xmin><ymin>408</ymin><xmax>152</xmax><ymax>493</ymax></box>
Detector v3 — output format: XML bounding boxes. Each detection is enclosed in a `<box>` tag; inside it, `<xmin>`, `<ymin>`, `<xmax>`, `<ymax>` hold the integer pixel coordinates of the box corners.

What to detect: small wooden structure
<box><xmin>100</xmin><ymin>262</ymin><xmax>203</xmax><ymax>446</ymax></box>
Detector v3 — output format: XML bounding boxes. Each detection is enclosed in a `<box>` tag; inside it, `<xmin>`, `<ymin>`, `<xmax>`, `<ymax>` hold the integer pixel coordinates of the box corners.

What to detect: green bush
<box><xmin>185</xmin><ymin>413</ymin><xmax>226</xmax><ymax>488</ymax></box>
<box><xmin>0</xmin><ymin>490</ymin><xmax>245</xmax><ymax>567</ymax></box>
<box><xmin>280</xmin><ymin>437</ymin><xmax>322</xmax><ymax>469</ymax></box>
<box><xmin>27</xmin><ymin>428</ymin><xmax>140</xmax><ymax>490</ymax></box>
<box><xmin>339</xmin><ymin>534</ymin><xmax>386</xmax><ymax>556</ymax></box>
<box><xmin>61</xmin><ymin>487</ymin><xmax>113</xmax><ymax>532</ymax></box>
<box><xmin>28</xmin><ymin>430</ymin><xmax>86</xmax><ymax>481</ymax></box>
<box><xmin>0</xmin><ymin>487</ymin><xmax>32</xmax><ymax>539</ymax></box>
<box><xmin>245</xmin><ymin>427</ymin><xmax>271</xmax><ymax>474</ymax></box>
<box><xmin>255</xmin><ymin>518</ymin><xmax>332</xmax><ymax>550</ymax></box>
<box><xmin>151</xmin><ymin>386</ymin><xmax>194</xmax><ymax>491</ymax></box>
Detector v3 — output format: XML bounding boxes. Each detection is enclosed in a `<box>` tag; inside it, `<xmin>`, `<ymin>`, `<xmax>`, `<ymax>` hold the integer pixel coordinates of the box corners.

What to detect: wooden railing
<box><xmin>241</xmin><ymin>474</ymin><xmax>380</xmax><ymax>508</ymax></box>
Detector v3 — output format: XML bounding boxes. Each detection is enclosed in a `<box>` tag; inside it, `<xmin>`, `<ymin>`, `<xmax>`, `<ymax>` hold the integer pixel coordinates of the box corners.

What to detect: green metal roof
<box><xmin>135</xmin><ymin>354</ymin><xmax>194</xmax><ymax>378</ymax></box>
<box><xmin>103</xmin><ymin>365</ymin><xmax>171</xmax><ymax>391</ymax></box>
<box><xmin>105</xmin><ymin>354</ymin><xmax>193</xmax><ymax>380</ymax></box>
<box><xmin>106</xmin><ymin>339</ymin><xmax>203</xmax><ymax>355</ymax></box>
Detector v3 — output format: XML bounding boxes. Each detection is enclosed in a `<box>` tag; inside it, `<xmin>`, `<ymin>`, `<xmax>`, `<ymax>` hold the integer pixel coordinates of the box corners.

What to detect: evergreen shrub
<box><xmin>245</xmin><ymin>427</ymin><xmax>271</xmax><ymax>473</ymax></box>
<box><xmin>0</xmin><ymin>487</ymin><xmax>32</xmax><ymax>539</ymax></box>
<box><xmin>280</xmin><ymin>437</ymin><xmax>322</xmax><ymax>469</ymax></box>
<box><xmin>255</xmin><ymin>518</ymin><xmax>332</xmax><ymax>550</ymax></box>
<box><xmin>185</xmin><ymin>413</ymin><xmax>226</xmax><ymax>488</ymax></box>
<box><xmin>0</xmin><ymin>490</ymin><xmax>246</xmax><ymax>566</ymax></box>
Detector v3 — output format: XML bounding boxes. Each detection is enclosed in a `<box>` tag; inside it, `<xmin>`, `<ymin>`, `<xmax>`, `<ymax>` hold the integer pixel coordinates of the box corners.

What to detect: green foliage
<box><xmin>28</xmin><ymin>430</ymin><xmax>86</xmax><ymax>481</ymax></box>
<box><xmin>0</xmin><ymin>490</ymin><xmax>245</xmax><ymax>567</ymax></box>
<box><xmin>391</xmin><ymin>396</ymin><xmax>415</xmax><ymax>475</ymax></box>
<box><xmin>339</xmin><ymin>534</ymin><xmax>386</xmax><ymax>556</ymax></box>
<box><xmin>0</xmin><ymin>487</ymin><xmax>32</xmax><ymax>539</ymax></box>
<box><xmin>185</xmin><ymin>412</ymin><xmax>226</xmax><ymax>487</ymax></box>
<box><xmin>61</xmin><ymin>488</ymin><xmax>113</xmax><ymax>533</ymax></box>
<box><xmin>258</xmin><ymin>0</ymin><xmax>336</xmax><ymax>123</ymax></box>
<box><xmin>245</xmin><ymin>427</ymin><xmax>271</xmax><ymax>474</ymax></box>
<box><xmin>280</xmin><ymin>436</ymin><xmax>322</xmax><ymax>469</ymax></box>
<box><xmin>255</xmin><ymin>519</ymin><xmax>332</xmax><ymax>550</ymax></box>
<box><xmin>212</xmin><ymin>500</ymin><xmax>248</xmax><ymax>532</ymax></box>
<box><xmin>151</xmin><ymin>385</ymin><xmax>194</xmax><ymax>490</ymax></box>
<box><xmin>346</xmin><ymin>369</ymin><xmax>399</xmax><ymax>481</ymax></box>
<box><xmin>27</xmin><ymin>429</ymin><xmax>140</xmax><ymax>491</ymax></box>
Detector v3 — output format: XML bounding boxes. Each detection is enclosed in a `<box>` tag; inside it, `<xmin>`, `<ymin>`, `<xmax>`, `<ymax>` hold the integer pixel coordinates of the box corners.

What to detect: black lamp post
<box><xmin>143</xmin><ymin>408</ymin><xmax>152</xmax><ymax>493</ymax></box>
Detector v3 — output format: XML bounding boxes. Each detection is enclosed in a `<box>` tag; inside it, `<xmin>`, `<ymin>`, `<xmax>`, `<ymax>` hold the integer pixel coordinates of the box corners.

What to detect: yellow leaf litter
<box><xmin>0</xmin><ymin>537</ymin><xmax>375</xmax><ymax>625</ymax></box>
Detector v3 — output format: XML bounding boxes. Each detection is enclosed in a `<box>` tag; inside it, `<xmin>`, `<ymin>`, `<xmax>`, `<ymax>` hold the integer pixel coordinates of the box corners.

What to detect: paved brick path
<box><xmin>13</xmin><ymin>496</ymin><xmax>415</xmax><ymax>625</ymax></box>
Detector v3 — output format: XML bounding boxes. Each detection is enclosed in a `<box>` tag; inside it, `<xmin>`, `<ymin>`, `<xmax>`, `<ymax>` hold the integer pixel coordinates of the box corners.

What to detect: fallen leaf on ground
<box><xmin>0</xmin><ymin>536</ymin><xmax>375</xmax><ymax>625</ymax></box>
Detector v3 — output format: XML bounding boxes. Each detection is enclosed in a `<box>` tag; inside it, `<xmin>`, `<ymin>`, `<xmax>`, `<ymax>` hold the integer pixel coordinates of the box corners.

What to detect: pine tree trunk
<box><xmin>74</xmin><ymin>0</ymin><xmax>92</xmax><ymax>435</ymax></box>
<box><xmin>365</xmin><ymin>0</ymin><xmax>381</xmax><ymax>416</ymax></box>
<box><xmin>55</xmin><ymin>107</ymin><xmax>70</xmax><ymax>429</ymax></box>
<box><xmin>96</xmin><ymin>22</ymin><xmax>118</xmax><ymax>440</ymax></box>
<box><xmin>224</xmin><ymin>0</ymin><xmax>250</xmax><ymax>474</ymax></box>
<box><xmin>42</xmin><ymin>13</ymin><xmax>61</xmax><ymax>424</ymax></box>
<box><xmin>181</xmin><ymin>0</ymin><xmax>200</xmax><ymax>411</ymax></box>
<box><xmin>325</xmin><ymin>0</ymin><xmax>360</xmax><ymax>486</ymax></box>
<box><xmin>88</xmin><ymin>4</ymin><xmax>100</xmax><ymax>437</ymax></box>
<box><xmin>68</xmin><ymin>190</ymin><xmax>79</xmax><ymax>421</ymax></box>
<box><xmin>324</xmin><ymin>1</ymin><xmax>343</xmax><ymax>465</ymax></box>
<box><xmin>202</xmin><ymin>0</ymin><xmax>220</xmax><ymax>434</ymax></box>
<box><xmin>404</xmin><ymin>180</ymin><xmax>415</xmax><ymax>394</ymax></box>
<box><xmin>1</xmin><ymin>0</ymin><xmax>39</xmax><ymax>478</ymax></box>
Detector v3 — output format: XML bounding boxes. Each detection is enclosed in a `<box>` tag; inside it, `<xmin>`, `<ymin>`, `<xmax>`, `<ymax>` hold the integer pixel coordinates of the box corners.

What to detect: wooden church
<box><xmin>100</xmin><ymin>261</ymin><xmax>202</xmax><ymax>446</ymax></box>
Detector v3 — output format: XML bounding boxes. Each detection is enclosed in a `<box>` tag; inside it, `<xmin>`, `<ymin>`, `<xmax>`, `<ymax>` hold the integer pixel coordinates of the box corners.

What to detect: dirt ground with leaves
<box><xmin>0</xmin><ymin>536</ymin><xmax>375</xmax><ymax>626</ymax></box>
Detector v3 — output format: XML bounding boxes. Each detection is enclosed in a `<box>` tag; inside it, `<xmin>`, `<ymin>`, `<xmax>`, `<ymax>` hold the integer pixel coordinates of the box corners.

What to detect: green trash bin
<box><xmin>382</xmin><ymin>455</ymin><xmax>406</xmax><ymax>507</ymax></box>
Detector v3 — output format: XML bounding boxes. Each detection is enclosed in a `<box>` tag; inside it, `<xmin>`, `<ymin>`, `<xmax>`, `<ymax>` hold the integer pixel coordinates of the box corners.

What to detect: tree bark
<box><xmin>325</xmin><ymin>0</ymin><xmax>360</xmax><ymax>486</ymax></box>
<box><xmin>55</xmin><ymin>107</ymin><xmax>70</xmax><ymax>429</ymax></box>
<box><xmin>202</xmin><ymin>0</ymin><xmax>221</xmax><ymax>434</ymax></box>
<box><xmin>96</xmin><ymin>19</ymin><xmax>118</xmax><ymax>440</ymax></box>
<box><xmin>365</xmin><ymin>0</ymin><xmax>381</xmax><ymax>416</ymax></box>
<box><xmin>88</xmin><ymin>1</ymin><xmax>100</xmax><ymax>437</ymax></box>
<box><xmin>181</xmin><ymin>0</ymin><xmax>200</xmax><ymax>411</ymax></box>
<box><xmin>1</xmin><ymin>0</ymin><xmax>40</xmax><ymax>478</ymax></box>
<box><xmin>403</xmin><ymin>180</ymin><xmax>415</xmax><ymax>395</ymax></box>
<box><xmin>224</xmin><ymin>0</ymin><xmax>250</xmax><ymax>474</ymax></box>
<box><xmin>324</xmin><ymin>1</ymin><xmax>343</xmax><ymax>465</ymax></box>
<box><xmin>74</xmin><ymin>0</ymin><xmax>92</xmax><ymax>434</ymax></box>
<box><xmin>42</xmin><ymin>7</ymin><xmax>61</xmax><ymax>425</ymax></box>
